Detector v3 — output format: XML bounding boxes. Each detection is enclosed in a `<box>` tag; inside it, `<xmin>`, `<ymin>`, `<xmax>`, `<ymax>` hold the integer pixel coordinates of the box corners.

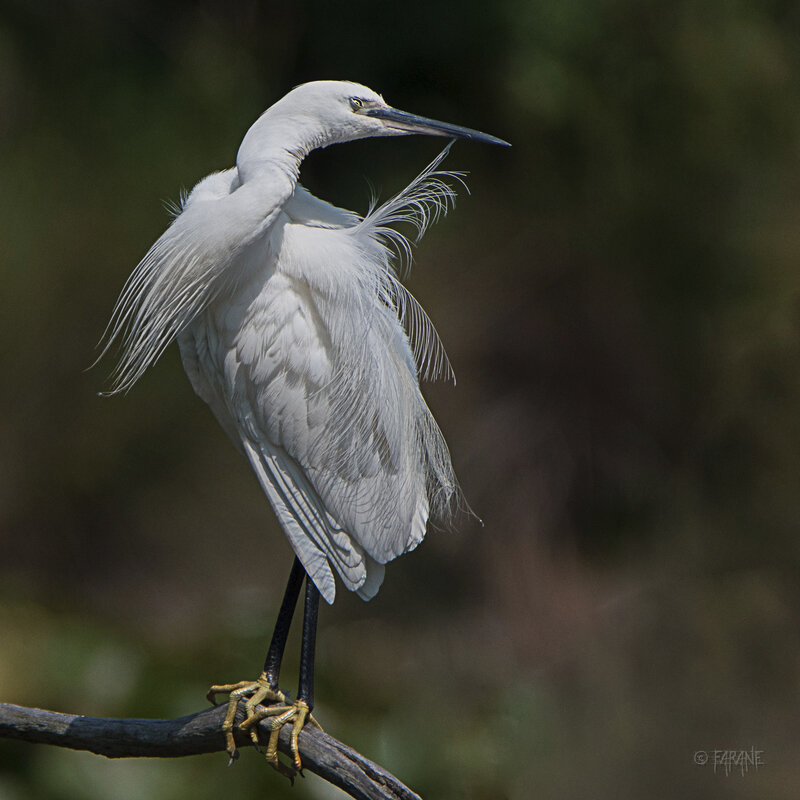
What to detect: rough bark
<box><xmin>0</xmin><ymin>702</ymin><xmax>421</xmax><ymax>800</ymax></box>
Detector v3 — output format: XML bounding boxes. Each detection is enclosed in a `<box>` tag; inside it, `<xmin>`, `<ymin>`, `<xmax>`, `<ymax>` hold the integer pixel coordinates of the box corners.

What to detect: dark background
<box><xmin>2</xmin><ymin>1</ymin><xmax>800</xmax><ymax>797</ymax></box>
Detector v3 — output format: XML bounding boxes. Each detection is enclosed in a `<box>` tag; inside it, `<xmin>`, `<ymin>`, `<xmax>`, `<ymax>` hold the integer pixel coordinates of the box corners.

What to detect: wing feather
<box><xmin>241</xmin><ymin>439</ymin><xmax>368</xmax><ymax>603</ymax></box>
<box><xmin>98</xmin><ymin>168</ymin><xmax>292</xmax><ymax>394</ymax></box>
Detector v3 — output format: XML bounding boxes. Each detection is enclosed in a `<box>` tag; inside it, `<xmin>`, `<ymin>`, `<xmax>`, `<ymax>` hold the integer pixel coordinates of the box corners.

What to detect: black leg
<box><xmin>262</xmin><ymin>557</ymin><xmax>305</xmax><ymax>691</ymax></box>
<box><xmin>297</xmin><ymin>576</ymin><xmax>320</xmax><ymax>711</ymax></box>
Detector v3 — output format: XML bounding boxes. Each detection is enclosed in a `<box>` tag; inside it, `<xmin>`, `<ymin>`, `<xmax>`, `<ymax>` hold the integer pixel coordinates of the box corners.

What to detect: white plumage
<box><xmin>100</xmin><ymin>81</ymin><xmax>506</xmax><ymax>604</ymax></box>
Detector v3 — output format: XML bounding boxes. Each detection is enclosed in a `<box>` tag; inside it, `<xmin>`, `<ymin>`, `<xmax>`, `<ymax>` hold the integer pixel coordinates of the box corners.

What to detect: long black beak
<box><xmin>364</xmin><ymin>106</ymin><xmax>510</xmax><ymax>147</ymax></box>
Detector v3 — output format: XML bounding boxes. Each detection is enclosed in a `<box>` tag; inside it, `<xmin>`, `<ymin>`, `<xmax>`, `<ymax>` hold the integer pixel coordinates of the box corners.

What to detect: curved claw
<box><xmin>206</xmin><ymin>673</ymin><xmax>286</xmax><ymax>763</ymax></box>
<box><xmin>240</xmin><ymin>698</ymin><xmax>316</xmax><ymax>773</ymax></box>
<box><xmin>207</xmin><ymin>674</ymin><xmax>318</xmax><ymax>778</ymax></box>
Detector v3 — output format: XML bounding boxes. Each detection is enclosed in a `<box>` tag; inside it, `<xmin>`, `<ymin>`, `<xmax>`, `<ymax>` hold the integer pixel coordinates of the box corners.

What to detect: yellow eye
<box><xmin>349</xmin><ymin>97</ymin><xmax>364</xmax><ymax>111</ymax></box>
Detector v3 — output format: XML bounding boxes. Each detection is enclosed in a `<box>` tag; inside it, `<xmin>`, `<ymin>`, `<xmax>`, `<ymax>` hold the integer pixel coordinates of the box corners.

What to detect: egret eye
<box><xmin>349</xmin><ymin>97</ymin><xmax>364</xmax><ymax>111</ymax></box>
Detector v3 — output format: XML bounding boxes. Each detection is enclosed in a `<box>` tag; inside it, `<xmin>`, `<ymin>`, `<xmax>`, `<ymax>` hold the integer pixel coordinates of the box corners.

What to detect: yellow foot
<box><xmin>206</xmin><ymin>672</ymin><xmax>286</xmax><ymax>766</ymax></box>
<box><xmin>240</xmin><ymin>697</ymin><xmax>323</xmax><ymax>774</ymax></box>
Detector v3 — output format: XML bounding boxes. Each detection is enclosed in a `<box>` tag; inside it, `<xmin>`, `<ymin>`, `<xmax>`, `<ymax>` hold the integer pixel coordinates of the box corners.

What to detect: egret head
<box><xmin>238</xmin><ymin>80</ymin><xmax>508</xmax><ymax>171</ymax></box>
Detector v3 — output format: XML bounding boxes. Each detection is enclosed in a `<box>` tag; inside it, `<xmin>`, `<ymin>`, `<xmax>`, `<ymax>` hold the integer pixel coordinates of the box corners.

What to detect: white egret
<box><xmin>99</xmin><ymin>80</ymin><xmax>508</xmax><ymax>775</ymax></box>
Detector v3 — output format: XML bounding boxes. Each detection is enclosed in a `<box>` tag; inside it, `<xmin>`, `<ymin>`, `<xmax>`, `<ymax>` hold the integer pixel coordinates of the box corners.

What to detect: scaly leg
<box><xmin>207</xmin><ymin>557</ymin><xmax>305</xmax><ymax>766</ymax></box>
<box><xmin>242</xmin><ymin>574</ymin><xmax>323</xmax><ymax>773</ymax></box>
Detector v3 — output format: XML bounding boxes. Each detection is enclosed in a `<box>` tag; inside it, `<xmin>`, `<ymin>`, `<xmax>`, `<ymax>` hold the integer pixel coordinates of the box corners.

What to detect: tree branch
<box><xmin>0</xmin><ymin>702</ymin><xmax>421</xmax><ymax>800</ymax></box>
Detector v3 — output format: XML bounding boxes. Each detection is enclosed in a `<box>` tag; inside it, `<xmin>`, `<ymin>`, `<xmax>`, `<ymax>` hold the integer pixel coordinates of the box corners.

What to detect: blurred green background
<box><xmin>3</xmin><ymin>1</ymin><xmax>800</xmax><ymax>798</ymax></box>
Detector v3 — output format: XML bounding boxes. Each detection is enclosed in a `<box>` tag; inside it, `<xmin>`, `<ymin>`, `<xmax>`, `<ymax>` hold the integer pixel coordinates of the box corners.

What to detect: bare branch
<box><xmin>0</xmin><ymin>702</ymin><xmax>421</xmax><ymax>800</ymax></box>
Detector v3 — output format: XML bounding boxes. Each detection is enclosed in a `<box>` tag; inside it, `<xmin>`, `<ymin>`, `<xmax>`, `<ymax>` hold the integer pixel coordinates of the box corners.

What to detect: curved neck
<box><xmin>236</xmin><ymin>109</ymin><xmax>328</xmax><ymax>185</ymax></box>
